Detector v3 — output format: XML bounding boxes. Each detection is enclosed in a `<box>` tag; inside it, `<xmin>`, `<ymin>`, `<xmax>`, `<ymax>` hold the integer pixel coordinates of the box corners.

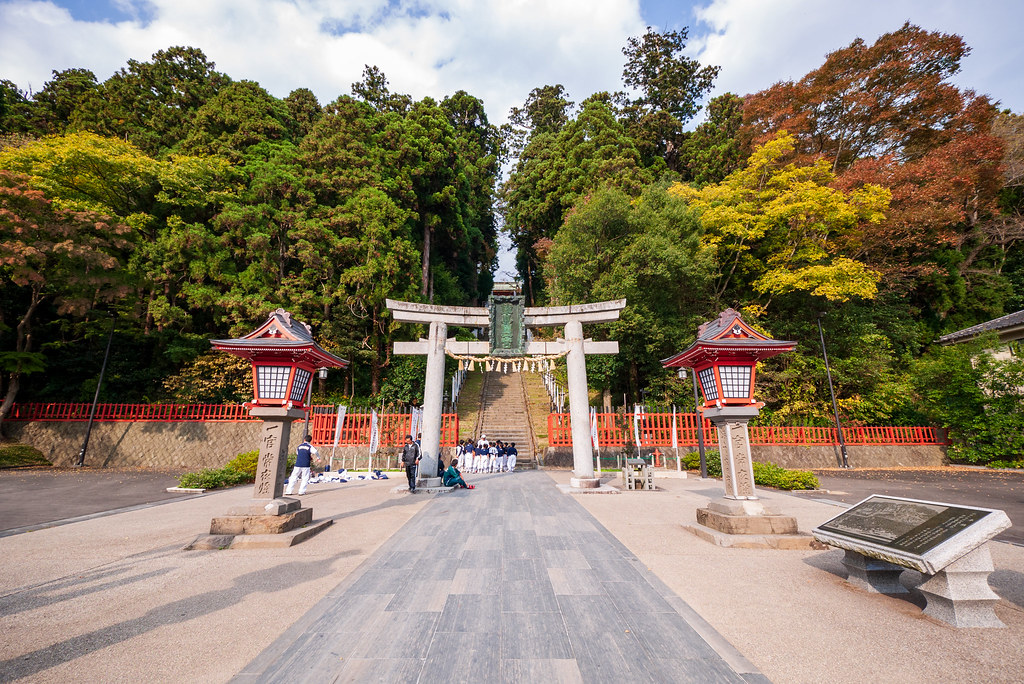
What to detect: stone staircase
<box><xmin>474</xmin><ymin>371</ymin><xmax>538</xmax><ymax>469</ymax></box>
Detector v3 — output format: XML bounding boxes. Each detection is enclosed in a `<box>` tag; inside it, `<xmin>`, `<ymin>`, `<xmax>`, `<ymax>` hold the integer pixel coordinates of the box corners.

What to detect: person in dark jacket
<box><xmin>400</xmin><ymin>435</ymin><xmax>421</xmax><ymax>492</ymax></box>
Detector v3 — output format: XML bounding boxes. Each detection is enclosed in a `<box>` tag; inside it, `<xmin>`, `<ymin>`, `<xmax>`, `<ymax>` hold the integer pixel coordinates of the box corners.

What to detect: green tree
<box><xmin>620</xmin><ymin>27</ymin><xmax>720</xmax><ymax>171</ymax></box>
<box><xmin>31</xmin><ymin>68</ymin><xmax>98</xmax><ymax>135</ymax></box>
<box><xmin>678</xmin><ymin>93</ymin><xmax>745</xmax><ymax>186</ymax></box>
<box><xmin>284</xmin><ymin>87</ymin><xmax>322</xmax><ymax>140</ymax></box>
<box><xmin>670</xmin><ymin>132</ymin><xmax>890</xmax><ymax>306</ymax></box>
<box><xmin>180</xmin><ymin>80</ymin><xmax>290</xmax><ymax>162</ymax></box>
<box><xmin>544</xmin><ymin>184</ymin><xmax>714</xmax><ymax>399</ymax></box>
<box><xmin>912</xmin><ymin>337</ymin><xmax>1024</xmax><ymax>463</ymax></box>
<box><xmin>69</xmin><ymin>46</ymin><xmax>229</xmax><ymax>157</ymax></box>
<box><xmin>502</xmin><ymin>99</ymin><xmax>653</xmax><ymax>304</ymax></box>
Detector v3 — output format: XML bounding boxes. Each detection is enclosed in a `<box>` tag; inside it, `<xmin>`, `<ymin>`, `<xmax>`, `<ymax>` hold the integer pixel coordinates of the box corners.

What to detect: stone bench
<box><xmin>812</xmin><ymin>495</ymin><xmax>1011</xmax><ymax>628</ymax></box>
<box><xmin>622</xmin><ymin>458</ymin><xmax>654</xmax><ymax>490</ymax></box>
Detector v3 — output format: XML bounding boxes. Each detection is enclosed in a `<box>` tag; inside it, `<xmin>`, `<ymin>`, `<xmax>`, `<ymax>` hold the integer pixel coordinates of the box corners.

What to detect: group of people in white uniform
<box><xmin>454</xmin><ymin>434</ymin><xmax>518</xmax><ymax>474</ymax></box>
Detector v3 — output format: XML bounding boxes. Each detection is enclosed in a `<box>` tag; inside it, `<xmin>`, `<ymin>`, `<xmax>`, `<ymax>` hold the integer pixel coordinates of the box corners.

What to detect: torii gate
<box><xmin>387</xmin><ymin>297</ymin><xmax>625</xmax><ymax>489</ymax></box>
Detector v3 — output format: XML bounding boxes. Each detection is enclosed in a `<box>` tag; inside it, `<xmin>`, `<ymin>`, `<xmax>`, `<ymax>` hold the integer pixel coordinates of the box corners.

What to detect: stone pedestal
<box><xmin>211</xmin><ymin>507</ymin><xmax>312</xmax><ymax>535</ymax></box>
<box><xmin>919</xmin><ymin>545</ymin><xmax>1004</xmax><ymax>628</ymax></box>
<box><xmin>841</xmin><ymin>550</ymin><xmax>909</xmax><ymax>594</ymax></box>
<box><xmin>691</xmin><ymin>406</ymin><xmax>802</xmax><ymax>545</ymax></box>
<box><xmin>194</xmin><ymin>406</ymin><xmax>330</xmax><ymax>548</ymax></box>
<box><xmin>570</xmin><ymin>477</ymin><xmax>600</xmax><ymax>489</ymax></box>
<box><xmin>697</xmin><ymin>498</ymin><xmax>798</xmax><ymax>535</ymax></box>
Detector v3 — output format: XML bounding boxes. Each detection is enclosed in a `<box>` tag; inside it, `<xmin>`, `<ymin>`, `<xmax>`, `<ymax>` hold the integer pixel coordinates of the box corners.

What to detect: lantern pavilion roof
<box><xmin>661</xmin><ymin>308</ymin><xmax>796</xmax><ymax>368</ymax></box>
<box><xmin>211</xmin><ymin>308</ymin><xmax>348</xmax><ymax>368</ymax></box>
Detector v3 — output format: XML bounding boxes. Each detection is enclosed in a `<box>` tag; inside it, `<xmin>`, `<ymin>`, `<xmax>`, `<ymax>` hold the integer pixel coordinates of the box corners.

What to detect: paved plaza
<box><xmin>235</xmin><ymin>470</ymin><xmax>762</xmax><ymax>683</ymax></box>
<box><xmin>0</xmin><ymin>466</ymin><xmax>1022</xmax><ymax>683</ymax></box>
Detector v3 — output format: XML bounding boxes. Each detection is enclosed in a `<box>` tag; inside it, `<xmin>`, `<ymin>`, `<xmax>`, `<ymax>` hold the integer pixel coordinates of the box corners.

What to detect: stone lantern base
<box><xmin>696</xmin><ymin>498</ymin><xmax>798</xmax><ymax>536</ymax></box>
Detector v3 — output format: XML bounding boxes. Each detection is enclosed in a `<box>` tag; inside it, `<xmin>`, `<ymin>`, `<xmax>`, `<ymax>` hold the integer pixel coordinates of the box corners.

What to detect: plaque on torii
<box><xmin>387</xmin><ymin>297</ymin><xmax>625</xmax><ymax>489</ymax></box>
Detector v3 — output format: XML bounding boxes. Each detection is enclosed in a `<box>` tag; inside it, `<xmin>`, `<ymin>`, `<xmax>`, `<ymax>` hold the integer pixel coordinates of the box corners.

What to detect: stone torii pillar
<box><xmin>387</xmin><ymin>298</ymin><xmax>624</xmax><ymax>489</ymax></box>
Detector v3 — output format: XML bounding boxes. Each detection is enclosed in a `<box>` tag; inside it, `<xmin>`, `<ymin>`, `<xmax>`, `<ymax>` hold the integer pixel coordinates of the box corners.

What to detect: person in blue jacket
<box><xmin>284</xmin><ymin>434</ymin><xmax>319</xmax><ymax>496</ymax></box>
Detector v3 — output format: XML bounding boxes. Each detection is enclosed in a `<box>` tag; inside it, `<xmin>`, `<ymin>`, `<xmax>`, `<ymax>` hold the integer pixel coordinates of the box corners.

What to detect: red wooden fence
<box><xmin>546</xmin><ymin>412</ymin><xmax>950</xmax><ymax>447</ymax></box>
<box><xmin>6</xmin><ymin>403</ymin><xmax>459</xmax><ymax>447</ymax></box>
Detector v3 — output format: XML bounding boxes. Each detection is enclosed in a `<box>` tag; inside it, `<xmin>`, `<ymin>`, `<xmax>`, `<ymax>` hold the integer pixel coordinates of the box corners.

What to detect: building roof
<box><xmin>211</xmin><ymin>308</ymin><xmax>348</xmax><ymax>368</ymax></box>
<box><xmin>937</xmin><ymin>309</ymin><xmax>1024</xmax><ymax>346</ymax></box>
<box><xmin>661</xmin><ymin>308</ymin><xmax>796</xmax><ymax>368</ymax></box>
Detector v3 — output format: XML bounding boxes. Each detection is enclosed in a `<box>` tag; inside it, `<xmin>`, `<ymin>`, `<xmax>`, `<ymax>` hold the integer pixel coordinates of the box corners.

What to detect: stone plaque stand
<box><xmin>189</xmin><ymin>407</ymin><xmax>332</xmax><ymax>549</ymax></box>
<box><xmin>918</xmin><ymin>545</ymin><xmax>1003</xmax><ymax>628</ymax></box>
<box><xmin>841</xmin><ymin>545</ymin><xmax>1004</xmax><ymax>628</ymax></box>
<box><xmin>687</xmin><ymin>407</ymin><xmax>812</xmax><ymax>548</ymax></box>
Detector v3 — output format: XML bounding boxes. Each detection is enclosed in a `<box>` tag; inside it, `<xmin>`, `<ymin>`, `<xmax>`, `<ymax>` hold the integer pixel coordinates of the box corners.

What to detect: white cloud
<box><xmin>690</xmin><ymin>0</ymin><xmax>1024</xmax><ymax>112</ymax></box>
<box><xmin>0</xmin><ymin>0</ymin><xmax>646</xmax><ymax>123</ymax></box>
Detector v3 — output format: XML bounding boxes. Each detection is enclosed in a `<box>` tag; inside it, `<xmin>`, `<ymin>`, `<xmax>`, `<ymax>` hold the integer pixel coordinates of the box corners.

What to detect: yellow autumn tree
<box><xmin>669</xmin><ymin>131</ymin><xmax>890</xmax><ymax>306</ymax></box>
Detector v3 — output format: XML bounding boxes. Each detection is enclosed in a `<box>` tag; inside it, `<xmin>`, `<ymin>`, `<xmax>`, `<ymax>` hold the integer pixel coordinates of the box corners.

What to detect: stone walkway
<box><xmin>233</xmin><ymin>470</ymin><xmax>766</xmax><ymax>683</ymax></box>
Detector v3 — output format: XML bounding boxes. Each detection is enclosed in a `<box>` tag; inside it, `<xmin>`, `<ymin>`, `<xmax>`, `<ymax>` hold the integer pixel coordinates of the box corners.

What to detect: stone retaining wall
<box><xmin>6</xmin><ymin>420</ymin><xmax>947</xmax><ymax>471</ymax></box>
<box><xmin>542</xmin><ymin>443</ymin><xmax>947</xmax><ymax>470</ymax></box>
<box><xmin>5</xmin><ymin>421</ymin><xmax>460</xmax><ymax>471</ymax></box>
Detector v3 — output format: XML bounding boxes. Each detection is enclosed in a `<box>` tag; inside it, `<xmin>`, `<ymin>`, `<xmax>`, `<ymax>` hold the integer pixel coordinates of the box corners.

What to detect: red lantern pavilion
<box><xmin>662</xmin><ymin>308</ymin><xmax>795</xmax><ymax>410</ymax></box>
<box><xmin>211</xmin><ymin>309</ymin><xmax>347</xmax><ymax>410</ymax></box>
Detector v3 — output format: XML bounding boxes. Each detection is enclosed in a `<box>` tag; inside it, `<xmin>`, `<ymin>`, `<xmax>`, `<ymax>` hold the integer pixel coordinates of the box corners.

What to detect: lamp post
<box><xmin>75</xmin><ymin>314</ymin><xmax>115</xmax><ymax>468</ymax></box>
<box><xmin>663</xmin><ymin>309</ymin><xmax>800</xmax><ymax>537</ymax></box>
<box><xmin>817</xmin><ymin>313</ymin><xmax>850</xmax><ymax>468</ymax></box>
<box><xmin>209</xmin><ymin>309</ymin><xmax>347</xmax><ymax>537</ymax></box>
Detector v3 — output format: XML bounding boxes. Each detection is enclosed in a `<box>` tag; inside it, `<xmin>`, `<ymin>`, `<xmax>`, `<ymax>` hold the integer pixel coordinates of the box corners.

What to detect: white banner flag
<box><xmin>590</xmin><ymin>407</ymin><xmax>600</xmax><ymax>450</ymax></box>
<box><xmin>410</xmin><ymin>407</ymin><xmax>422</xmax><ymax>441</ymax></box>
<box><xmin>333</xmin><ymin>405</ymin><xmax>347</xmax><ymax>448</ymax></box>
<box><xmin>369</xmin><ymin>409</ymin><xmax>380</xmax><ymax>454</ymax></box>
<box><xmin>633</xmin><ymin>404</ymin><xmax>642</xmax><ymax>448</ymax></box>
<box><xmin>671</xmin><ymin>409</ymin><xmax>678</xmax><ymax>450</ymax></box>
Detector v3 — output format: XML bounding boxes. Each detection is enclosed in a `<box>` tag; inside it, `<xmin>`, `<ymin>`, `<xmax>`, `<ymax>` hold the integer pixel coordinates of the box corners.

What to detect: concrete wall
<box><xmin>543</xmin><ymin>443</ymin><xmax>947</xmax><ymax>470</ymax></box>
<box><xmin>6</xmin><ymin>421</ymin><xmax>461</xmax><ymax>471</ymax></box>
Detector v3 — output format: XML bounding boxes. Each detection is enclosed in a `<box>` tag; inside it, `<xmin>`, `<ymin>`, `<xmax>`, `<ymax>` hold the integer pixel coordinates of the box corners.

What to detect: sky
<box><xmin>2</xmin><ymin>0</ymin><xmax>1023</xmax><ymax>278</ymax></box>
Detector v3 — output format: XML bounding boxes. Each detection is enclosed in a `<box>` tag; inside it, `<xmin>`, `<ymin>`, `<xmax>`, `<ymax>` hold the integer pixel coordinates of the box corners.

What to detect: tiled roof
<box><xmin>938</xmin><ymin>309</ymin><xmax>1024</xmax><ymax>344</ymax></box>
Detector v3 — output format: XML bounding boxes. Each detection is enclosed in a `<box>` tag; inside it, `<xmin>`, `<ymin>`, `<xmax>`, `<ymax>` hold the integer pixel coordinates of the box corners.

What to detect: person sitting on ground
<box><xmin>443</xmin><ymin>458</ymin><xmax>470</xmax><ymax>489</ymax></box>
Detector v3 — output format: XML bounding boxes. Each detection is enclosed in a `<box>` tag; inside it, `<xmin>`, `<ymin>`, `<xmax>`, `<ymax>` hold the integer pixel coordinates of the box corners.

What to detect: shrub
<box><xmin>752</xmin><ymin>461</ymin><xmax>819</xmax><ymax>490</ymax></box>
<box><xmin>986</xmin><ymin>459</ymin><xmax>1024</xmax><ymax>469</ymax></box>
<box><xmin>178</xmin><ymin>448</ymin><xmax>299</xmax><ymax>490</ymax></box>
<box><xmin>683</xmin><ymin>450</ymin><xmax>721</xmax><ymax>476</ymax></box>
<box><xmin>178</xmin><ymin>467</ymin><xmax>251</xmax><ymax>490</ymax></box>
<box><xmin>682</xmin><ymin>450</ymin><xmax>818</xmax><ymax>489</ymax></box>
<box><xmin>226</xmin><ymin>450</ymin><xmax>260</xmax><ymax>478</ymax></box>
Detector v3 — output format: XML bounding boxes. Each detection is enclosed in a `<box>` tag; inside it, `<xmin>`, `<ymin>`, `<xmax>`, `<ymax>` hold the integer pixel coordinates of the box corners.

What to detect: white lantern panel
<box><xmin>257</xmin><ymin>365</ymin><xmax>292</xmax><ymax>399</ymax></box>
<box><xmin>290</xmin><ymin>367</ymin><xmax>313</xmax><ymax>402</ymax></box>
<box><xmin>720</xmin><ymin>365</ymin><xmax>752</xmax><ymax>398</ymax></box>
<box><xmin>698</xmin><ymin>367</ymin><xmax>718</xmax><ymax>401</ymax></box>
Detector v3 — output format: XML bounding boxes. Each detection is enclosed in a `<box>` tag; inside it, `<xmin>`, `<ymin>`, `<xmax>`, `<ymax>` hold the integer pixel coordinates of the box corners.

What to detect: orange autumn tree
<box><xmin>741</xmin><ymin>22</ymin><xmax>1010</xmax><ymax>326</ymax></box>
